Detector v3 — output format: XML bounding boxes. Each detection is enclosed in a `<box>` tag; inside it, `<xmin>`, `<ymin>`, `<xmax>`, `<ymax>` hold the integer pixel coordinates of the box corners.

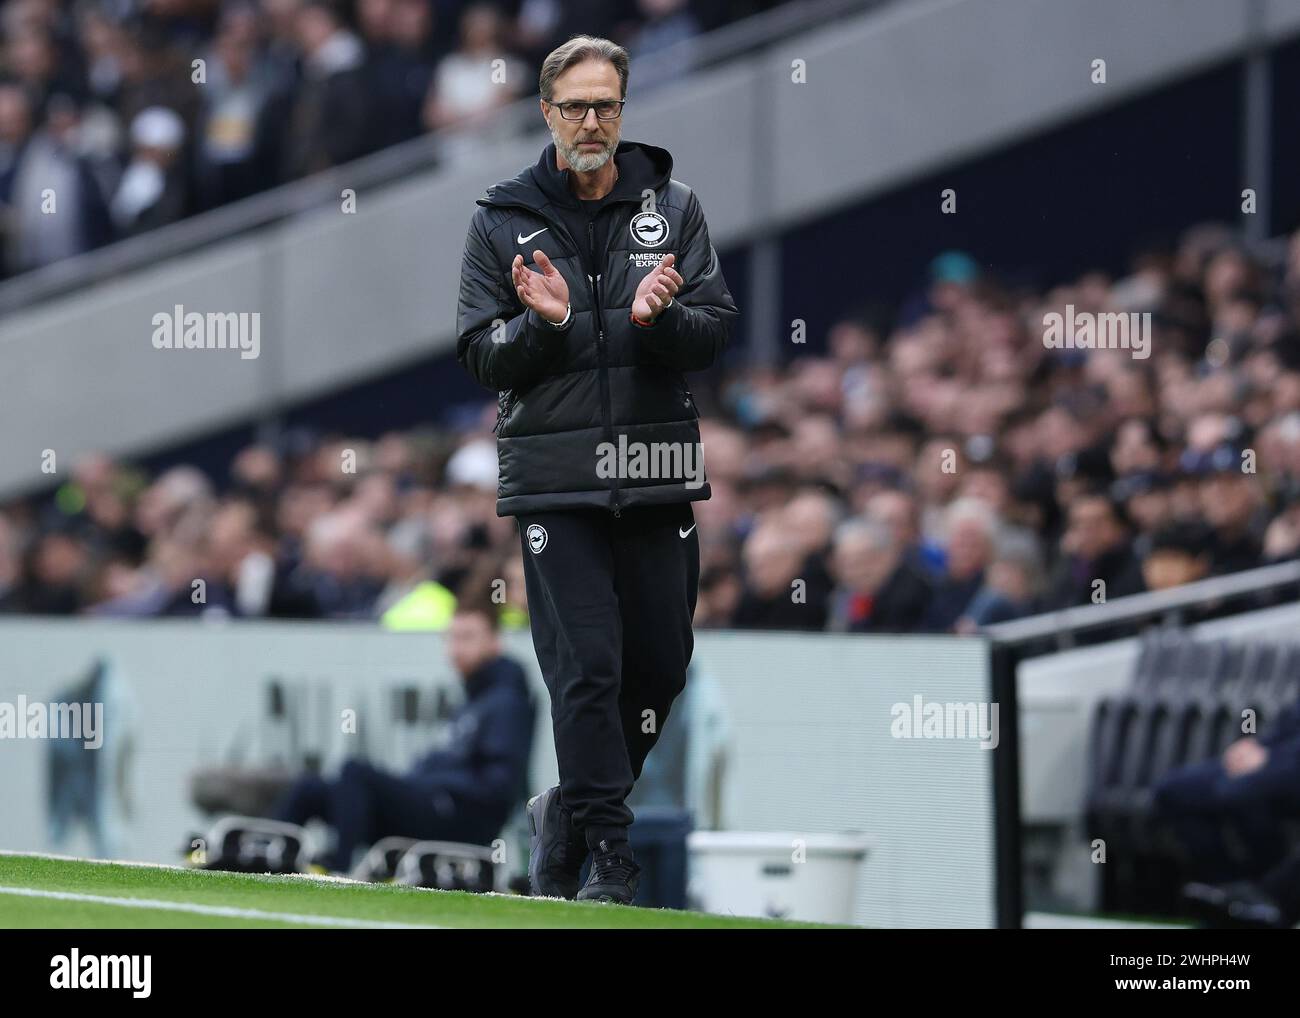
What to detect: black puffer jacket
<box><xmin>456</xmin><ymin>141</ymin><xmax>738</xmax><ymax>517</ymax></box>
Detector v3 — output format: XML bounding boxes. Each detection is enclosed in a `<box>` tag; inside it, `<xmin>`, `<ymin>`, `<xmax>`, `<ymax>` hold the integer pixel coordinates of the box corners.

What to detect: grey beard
<box><xmin>552</xmin><ymin>126</ymin><xmax>616</xmax><ymax>172</ymax></box>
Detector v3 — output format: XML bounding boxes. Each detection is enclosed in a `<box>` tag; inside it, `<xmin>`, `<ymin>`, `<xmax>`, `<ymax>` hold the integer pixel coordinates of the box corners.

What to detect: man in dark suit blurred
<box><xmin>1154</xmin><ymin>699</ymin><xmax>1300</xmax><ymax>890</ymax></box>
<box><xmin>274</xmin><ymin>601</ymin><xmax>534</xmax><ymax>871</ymax></box>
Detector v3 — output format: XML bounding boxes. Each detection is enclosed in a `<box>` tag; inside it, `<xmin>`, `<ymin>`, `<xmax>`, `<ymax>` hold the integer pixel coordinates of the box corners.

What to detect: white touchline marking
<box><xmin>0</xmin><ymin>849</ymin><xmax>192</xmax><ymax>871</ymax></box>
<box><xmin>0</xmin><ymin>850</ymin><xmax>366</xmax><ymax>885</ymax></box>
<box><xmin>0</xmin><ymin>886</ymin><xmax>444</xmax><ymax>929</ymax></box>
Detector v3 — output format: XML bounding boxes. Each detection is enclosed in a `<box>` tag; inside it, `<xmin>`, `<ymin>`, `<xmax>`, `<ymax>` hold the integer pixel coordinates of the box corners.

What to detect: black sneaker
<box><xmin>527</xmin><ymin>786</ymin><xmax>587</xmax><ymax>899</ymax></box>
<box><xmin>576</xmin><ymin>839</ymin><xmax>640</xmax><ymax>904</ymax></box>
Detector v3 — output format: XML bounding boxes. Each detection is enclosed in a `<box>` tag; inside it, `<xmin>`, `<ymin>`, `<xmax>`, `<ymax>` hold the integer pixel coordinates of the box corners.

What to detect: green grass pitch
<box><xmin>0</xmin><ymin>854</ymin><xmax>833</xmax><ymax>929</ymax></box>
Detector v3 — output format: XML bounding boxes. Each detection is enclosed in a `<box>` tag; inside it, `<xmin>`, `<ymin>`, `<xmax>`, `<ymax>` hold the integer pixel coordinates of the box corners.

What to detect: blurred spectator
<box><xmin>5</xmin><ymin>21</ymin><xmax>83</xmax><ymax>117</ymax></box>
<box><xmin>828</xmin><ymin>518</ymin><xmax>932</xmax><ymax>633</ymax></box>
<box><xmin>79</xmin><ymin>6</ymin><xmax>128</xmax><ymax>107</ymax></box>
<box><xmin>695</xmin><ymin>563</ymin><xmax>742</xmax><ymax>628</ymax></box>
<box><xmin>115</xmin><ymin>19</ymin><xmax>200</xmax><ymax>130</ymax></box>
<box><xmin>513</xmin><ymin>0</ymin><xmax>629</xmax><ymax>70</ymax></box>
<box><xmin>193</xmin><ymin>4</ymin><xmax>290</xmax><ymax>208</ymax></box>
<box><xmin>733</xmin><ymin>521</ymin><xmax>828</xmax><ymax>631</ymax></box>
<box><xmin>378</xmin><ymin>517</ymin><xmax>458</xmax><ymax>630</ymax></box>
<box><xmin>1141</xmin><ymin>521</ymin><xmax>1213</xmax><ymax>592</ymax></box>
<box><xmin>626</xmin><ymin>0</ymin><xmax>701</xmax><ymax>84</ymax></box>
<box><xmin>110</xmin><ymin>105</ymin><xmax>187</xmax><ymax>234</ymax></box>
<box><xmin>865</xmin><ymin>488</ymin><xmax>942</xmax><ymax>576</ymax></box>
<box><xmin>270</xmin><ymin>508</ymin><xmax>386</xmax><ymax>618</ymax></box>
<box><xmin>283</xmin><ymin>0</ymin><xmax>371</xmax><ymax>177</ymax></box>
<box><xmin>1193</xmin><ymin>445</ymin><xmax>1265</xmax><ymax>575</ymax></box>
<box><xmin>92</xmin><ymin>532</ymin><xmax>231</xmax><ymax>617</ymax></box>
<box><xmin>422</xmin><ymin>3</ymin><xmax>524</xmax><ymax>134</ymax></box>
<box><xmin>956</xmin><ymin>529</ymin><xmax>1041</xmax><ymax>631</ymax></box>
<box><xmin>780</xmin><ymin>488</ymin><xmax>839</xmax><ymax>606</ymax></box>
<box><xmin>360</xmin><ymin>0</ymin><xmax>440</xmax><ymax>150</ymax></box>
<box><xmin>19</xmin><ymin>529</ymin><xmax>90</xmax><ymax>614</ymax></box>
<box><xmin>1112</xmin><ymin>470</ymin><xmax>1173</xmax><ymax>552</ymax></box>
<box><xmin>921</xmin><ymin>498</ymin><xmax>997</xmax><ymax>632</ymax></box>
<box><xmin>205</xmin><ymin>498</ymin><xmax>278</xmax><ymax>616</ymax></box>
<box><xmin>0</xmin><ymin>82</ymin><xmax>110</xmax><ymax>274</ymax></box>
<box><xmin>1042</xmin><ymin>490</ymin><xmax>1145</xmax><ymax>611</ymax></box>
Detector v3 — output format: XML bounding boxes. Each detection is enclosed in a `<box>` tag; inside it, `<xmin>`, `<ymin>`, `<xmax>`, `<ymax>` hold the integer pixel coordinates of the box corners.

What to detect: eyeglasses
<box><xmin>548</xmin><ymin>99</ymin><xmax>625</xmax><ymax>121</ymax></box>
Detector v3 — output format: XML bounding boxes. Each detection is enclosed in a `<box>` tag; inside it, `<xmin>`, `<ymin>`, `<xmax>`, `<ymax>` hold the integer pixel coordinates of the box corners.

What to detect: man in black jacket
<box><xmin>456</xmin><ymin>35</ymin><xmax>738</xmax><ymax>903</ymax></box>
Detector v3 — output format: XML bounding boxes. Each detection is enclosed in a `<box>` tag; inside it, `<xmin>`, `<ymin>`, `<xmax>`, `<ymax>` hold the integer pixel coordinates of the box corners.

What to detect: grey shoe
<box><xmin>527</xmin><ymin>786</ymin><xmax>587</xmax><ymax>899</ymax></box>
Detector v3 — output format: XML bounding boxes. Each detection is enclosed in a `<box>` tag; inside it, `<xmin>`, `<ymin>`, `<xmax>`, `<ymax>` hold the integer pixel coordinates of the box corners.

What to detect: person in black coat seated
<box><xmin>1155</xmin><ymin>696</ymin><xmax>1300</xmax><ymax>900</ymax></box>
<box><xmin>827</xmin><ymin>518</ymin><xmax>932</xmax><ymax>632</ymax></box>
<box><xmin>274</xmin><ymin>601</ymin><xmax>534</xmax><ymax>872</ymax></box>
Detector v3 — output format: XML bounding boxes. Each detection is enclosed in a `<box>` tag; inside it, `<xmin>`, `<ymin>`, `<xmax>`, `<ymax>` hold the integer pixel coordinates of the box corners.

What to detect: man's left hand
<box><xmin>632</xmin><ymin>253</ymin><xmax>683</xmax><ymax>324</ymax></box>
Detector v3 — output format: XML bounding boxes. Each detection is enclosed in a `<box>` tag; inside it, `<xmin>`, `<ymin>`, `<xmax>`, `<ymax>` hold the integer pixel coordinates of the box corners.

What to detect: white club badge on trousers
<box><xmin>526</xmin><ymin>524</ymin><xmax>548</xmax><ymax>554</ymax></box>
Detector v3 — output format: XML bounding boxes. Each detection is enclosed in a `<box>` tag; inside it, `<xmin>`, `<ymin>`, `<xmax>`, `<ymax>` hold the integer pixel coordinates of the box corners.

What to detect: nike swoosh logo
<box><xmin>679</xmin><ymin>524</ymin><xmax>697</xmax><ymax>538</ymax></box>
<box><xmin>517</xmin><ymin>227</ymin><xmax>548</xmax><ymax>244</ymax></box>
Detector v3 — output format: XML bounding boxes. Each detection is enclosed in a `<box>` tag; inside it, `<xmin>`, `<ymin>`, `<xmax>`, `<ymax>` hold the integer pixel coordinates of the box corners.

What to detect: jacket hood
<box><xmin>481</xmin><ymin>140</ymin><xmax>674</xmax><ymax>211</ymax></box>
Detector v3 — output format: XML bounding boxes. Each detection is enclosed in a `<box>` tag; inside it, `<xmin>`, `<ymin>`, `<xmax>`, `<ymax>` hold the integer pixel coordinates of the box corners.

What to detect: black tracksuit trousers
<box><xmin>517</xmin><ymin>501</ymin><xmax>700</xmax><ymax>850</ymax></box>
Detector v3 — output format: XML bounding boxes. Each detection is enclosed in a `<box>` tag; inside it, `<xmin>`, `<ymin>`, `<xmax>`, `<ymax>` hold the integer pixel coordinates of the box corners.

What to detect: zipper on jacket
<box><xmin>493</xmin><ymin>391</ymin><xmax>515</xmax><ymax>434</ymax></box>
<box><xmin>588</xmin><ymin>219</ymin><xmax>620</xmax><ymax>517</ymax></box>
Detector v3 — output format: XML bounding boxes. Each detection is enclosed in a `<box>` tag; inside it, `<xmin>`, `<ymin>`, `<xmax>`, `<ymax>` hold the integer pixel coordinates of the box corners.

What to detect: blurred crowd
<box><xmin>4</xmin><ymin>220</ymin><xmax>1300</xmax><ymax>634</ymax></box>
<box><xmin>0</xmin><ymin>0</ymin><xmax>778</xmax><ymax>278</ymax></box>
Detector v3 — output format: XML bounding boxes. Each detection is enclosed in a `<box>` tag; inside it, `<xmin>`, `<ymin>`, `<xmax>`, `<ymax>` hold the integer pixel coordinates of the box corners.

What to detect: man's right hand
<box><xmin>1223</xmin><ymin>737</ymin><xmax>1269</xmax><ymax>777</ymax></box>
<box><xmin>512</xmin><ymin>250</ymin><xmax>570</xmax><ymax>324</ymax></box>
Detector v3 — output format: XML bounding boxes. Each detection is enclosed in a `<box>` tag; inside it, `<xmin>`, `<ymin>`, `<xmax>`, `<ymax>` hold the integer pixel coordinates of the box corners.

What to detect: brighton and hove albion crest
<box><xmin>629</xmin><ymin>211</ymin><xmax>669</xmax><ymax>247</ymax></box>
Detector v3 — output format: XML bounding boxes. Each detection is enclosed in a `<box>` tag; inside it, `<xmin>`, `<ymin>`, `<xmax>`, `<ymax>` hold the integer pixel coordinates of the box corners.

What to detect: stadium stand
<box><xmin>4</xmin><ymin>219</ymin><xmax>1300</xmax><ymax>637</ymax></box>
<box><xmin>1</xmin><ymin>0</ymin><xmax>796</xmax><ymax>279</ymax></box>
<box><xmin>4</xmin><ymin>0</ymin><xmax>1300</xmax><ymax>930</ymax></box>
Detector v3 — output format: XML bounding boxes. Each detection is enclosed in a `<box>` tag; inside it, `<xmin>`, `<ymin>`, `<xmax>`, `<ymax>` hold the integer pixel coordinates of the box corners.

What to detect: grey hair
<box><xmin>944</xmin><ymin>497</ymin><xmax>1000</xmax><ymax>542</ymax></box>
<box><xmin>539</xmin><ymin>36</ymin><xmax>629</xmax><ymax>101</ymax></box>
<box><xmin>833</xmin><ymin>517</ymin><xmax>894</xmax><ymax>553</ymax></box>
